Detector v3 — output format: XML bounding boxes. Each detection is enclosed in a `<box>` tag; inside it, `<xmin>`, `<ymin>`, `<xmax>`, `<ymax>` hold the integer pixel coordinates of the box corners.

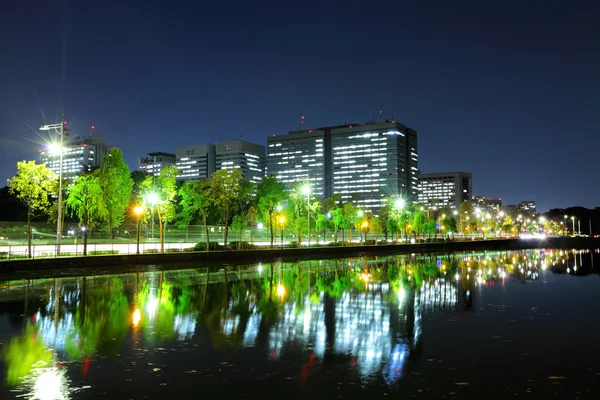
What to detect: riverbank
<box><xmin>0</xmin><ymin>236</ymin><xmax>598</xmax><ymax>277</ymax></box>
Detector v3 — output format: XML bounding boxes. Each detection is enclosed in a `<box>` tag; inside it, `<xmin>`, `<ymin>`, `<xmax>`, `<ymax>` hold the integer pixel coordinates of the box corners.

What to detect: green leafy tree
<box><xmin>256</xmin><ymin>175</ymin><xmax>286</xmax><ymax>246</ymax></box>
<box><xmin>8</xmin><ymin>161</ymin><xmax>57</xmax><ymax>257</ymax></box>
<box><xmin>210</xmin><ymin>169</ymin><xmax>243</xmax><ymax>246</ymax></box>
<box><xmin>412</xmin><ymin>210</ymin><xmax>427</xmax><ymax>237</ymax></box>
<box><xmin>246</xmin><ymin>205</ymin><xmax>258</xmax><ymax>244</ymax></box>
<box><xmin>332</xmin><ymin>207</ymin><xmax>344</xmax><ymax>242</ymax></box>
<box><xmin>66</xmin><ymin>173</ymin><xmax>108</xmax><ymax>255</ymax></box>
<box><xmin>316</xmin><ymin>213</ymin><xmax>330</xmax><ymax>243</ymax></box>
<box><xmin>342</xmin><ymin>201</ymin><xmax>357</xmax><ymax>244</ymax></box>
<box><xmin>231</xmin><ymin>215</ymin><xmax>246</xmax><ymax>247</ymax></box>
<box><xmin>98</xmin><ymin>148</ymin><xmax>133</xmax><ymax>238</ymax></box>
<box><xmin>370</xmin><ymin>217</ymin><xmax>383</xmax><ymax>243</ymax></box>
<box><xmin>141</xmin><ymin>165</ymin><xmax>179</xmax><ymax>252</ymax></box>
<box><xmin>177</xmin><ymin>179</ymin><xmax>213</xmax><ymax>250</ymax></box>
<box><xmin>378</xmin><ymin>204</ymin><xmax>391</xmax><ymax>240</ymax></box>
<box><xmin>422</xmin><ymin>220</ymin><xmax>437</xmax><ymax>236</ymax></box>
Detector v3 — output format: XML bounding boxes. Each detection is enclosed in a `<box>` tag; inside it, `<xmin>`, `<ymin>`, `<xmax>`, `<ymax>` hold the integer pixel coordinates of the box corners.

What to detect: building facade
<box><xmin>175</xmin><ymin>144</ymin><xmax>216</xmax><ymax>181</ymax></box>
<box><xmin>216</xmin><ymin>140</ymin><xmax>265</xmax><ymax>185</ymax></box>
<box><xmin>266</xmin><ymin>120</ymin><xmax>418</xmax><ymax>213</ymax></box>
<box><xmin>138</xmin><ymin>152</ymin><xmax>176</xmax><ymax>176</ymax></box>
<box><xmin>518</xmin><ymin>201</ymin><xmax>536</xmax><ymax>215</ymax></box>
<box><xmin>40</xmin><ymin>135</ymin><xmax>109</xmax><ymax>179</ymax></box>
<box><xmin>472</xmin><ymin>196</ymin><xmax>502</xmax><ymax>213</ymax></box>
<box><xmin>417</xmin><ymin>172</ymin><xmax>472</xmax><ymax>210</ymax></box>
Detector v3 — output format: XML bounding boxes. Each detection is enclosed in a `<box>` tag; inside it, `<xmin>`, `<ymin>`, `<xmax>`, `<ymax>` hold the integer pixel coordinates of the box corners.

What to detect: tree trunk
<box><xmin>83</xmin><ymin>212</ymin><xmax>89</xmax><ymax>256</ymax></box>
<box><xmin>157</xmin><ymin>207</ymin><xmax>164</xmax><ymax>253</ymax></box>
<box><xmin>239</xmin><ymin>222</ymin><xmax>244</xmax><ymax>250</ymax></box>
<box><xmin>223</xmin><ymin>208</ymin><xmax>230</xmax><ymax>246</ymax></box>
<box><xmin>203</xmin><ymin>214</ymin><xmax>210</xmax><ymax>251</ymax></box>
<box><xmin>27</xmin><ymin>205</ymin><xmax>32</xmax><ymax>258</ymax></box>
<box><xmin>269</xmin><ymin>210</ymin><xmax>274</xmax><ymax>247</ymax></box>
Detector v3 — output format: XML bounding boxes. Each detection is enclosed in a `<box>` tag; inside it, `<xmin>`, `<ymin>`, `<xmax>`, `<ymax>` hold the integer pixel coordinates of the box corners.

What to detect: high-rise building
<box><xmin>40</xmin><ymin>135</ymin><xmax>109</xmax><ymax>179</ymax></box>
<box><xmin>472</xmin><ymin>196</ymin><xmax>502</xmax><ymax>213</ymax></box>
<box><xmin>417</xmin><ymin>172</ymin><xmax>472</xmax><ymax>209</ymax></box>
<box><xmin>518</xmin><ymin>201</ymin><xmax>536</xmax><ymax>215</ymax></box>
<box><xmin>138</xmin><ymin>152</ymin><xmax>176</xmax><ymax>176</ymax></box>
<box><xmin>216</xmin><ymin>140</ymin><xmax>265</xmax><ymax>185</ymax></box>
<box><xmin>266</xmin><ymin>120</ymin><xmax>418</xmax><ymax>213</ymax></box>
<box><xmin>175</xmin><ymin>144</ymin><xmax>216</xmax><ymax>181</ymax></box>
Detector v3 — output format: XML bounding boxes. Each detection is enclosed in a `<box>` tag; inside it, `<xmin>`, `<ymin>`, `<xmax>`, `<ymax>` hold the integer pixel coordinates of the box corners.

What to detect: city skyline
<box><xmin>1</xmin><ymin>1</ymin><xmax>599</xmax><ymax>212</ymax></box>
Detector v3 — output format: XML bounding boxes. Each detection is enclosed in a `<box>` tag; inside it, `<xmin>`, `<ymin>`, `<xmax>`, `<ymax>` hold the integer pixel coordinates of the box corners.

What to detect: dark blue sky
<box><xmin>1</xmin><ymin>0</ymin><xmax>599</xmax><ymax>212</ymax></box>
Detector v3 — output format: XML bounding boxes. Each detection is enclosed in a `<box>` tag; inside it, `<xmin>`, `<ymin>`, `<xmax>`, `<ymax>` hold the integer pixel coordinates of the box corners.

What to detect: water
<box><xmin>0</xmin><ymin>249</ymin><xmax>599</xmax><ymax>399</ymax></box>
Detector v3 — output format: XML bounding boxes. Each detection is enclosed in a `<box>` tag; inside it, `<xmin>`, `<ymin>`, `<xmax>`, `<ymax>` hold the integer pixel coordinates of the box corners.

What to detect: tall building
<box><xmin>40</xmin><ymin>135</ymin><xmax>109</xmax><ymax>179</ymax></box>
<box><xmin>417</xmin><ymin>172</ymin><xmax>472</xmax><ymax>210</ymax></box>
<box><xmin>138</xmin><ymin>152</ymin><xmax>176</xmax><ymax>176</ymax></box>
<box><xmin>175</xmin><ymin>144</ymin><xmax>216</xmax><ymax>181</ymax></box>
<box><xmin>216</xmin><ymin>140</ymin><xmax>265</xmax><ymax>185</ymax></box>
<box><xmin>518</xmin><ymin>201</ymin><xmax>536</xmax><ymax>215</ymax></box>
<box><xmin>472</xmin><ymin>196</ymin><xmax>502</xmax><ymax>213</ymax></box>
<box><xmin>266</xmin><ymin>120</ymin><xmax>418</xmax><ymax>213</ymax></box>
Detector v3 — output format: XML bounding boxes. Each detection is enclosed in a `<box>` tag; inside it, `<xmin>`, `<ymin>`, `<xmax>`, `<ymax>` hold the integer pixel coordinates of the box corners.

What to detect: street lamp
<box><xmin>301</xmin><ymin>184</ymin><xmax>311</xmax><ymax>246</ymax></box>
<box><xmin>147</xmin><ymin>192</ymin><xmax>160</xmax><ymax>239</ymax></box>
<box><xmin>563</xmin><ymin>215</ymin><xmax>568</xmax><ymax>233</ymax></box>
<box><xmin>40</xmin><ymin>113</ymin><xmax>65</xmax><ymax>256</ymax></box>
<box><xmin>134</xmin><ymin>206</ymin><xmax>144</xmax><ymax>254</ymax></box>
<box><xmin>571</xmin><ymin>216</ymin><xmax>575</xmax><ymax>235</ymax></box>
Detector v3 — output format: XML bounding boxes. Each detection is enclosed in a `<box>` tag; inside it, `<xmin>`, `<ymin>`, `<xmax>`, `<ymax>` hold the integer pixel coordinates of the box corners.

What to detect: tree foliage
<box><xmin>141</xmin><ymin>165</ymin><xmax>179</xmax><ymax>252</ymax></box>
<box><xmin>8</xmin><ymin>161</ymin><xmax>57</xmax><ymax>257</ymax></box>
<box><xmin>98</xmin><ymin>148</ymin><xmax>133</xmax><ymax>237</ymax></box>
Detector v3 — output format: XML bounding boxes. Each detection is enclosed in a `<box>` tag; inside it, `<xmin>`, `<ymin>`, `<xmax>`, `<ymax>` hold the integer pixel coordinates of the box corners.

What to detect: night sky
<box><xmin>1</xmin><ymin>0</ymin><xmax>599</xmax><ymax>212</ymax></box>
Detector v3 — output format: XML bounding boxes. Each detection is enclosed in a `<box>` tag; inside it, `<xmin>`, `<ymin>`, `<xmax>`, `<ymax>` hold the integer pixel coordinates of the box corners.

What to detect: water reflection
<box><xmin>0</xmin><ymin>248</ymin><xmax>598</xmax><ymax>396</ymax></box>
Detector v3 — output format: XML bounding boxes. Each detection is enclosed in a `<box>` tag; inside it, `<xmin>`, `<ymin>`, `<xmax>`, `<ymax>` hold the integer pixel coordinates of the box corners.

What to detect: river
<box><xmin>0</xmin><ymin>248</ymin><xmax>599</xmax><ymax>399</ymax></box>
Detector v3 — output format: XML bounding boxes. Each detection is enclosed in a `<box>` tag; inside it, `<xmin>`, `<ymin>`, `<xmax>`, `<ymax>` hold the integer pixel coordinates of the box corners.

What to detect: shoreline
<box><xmin>1</xmin><ymin>237</ymin><xmax>599</xmax><ymax>279</ymax></box>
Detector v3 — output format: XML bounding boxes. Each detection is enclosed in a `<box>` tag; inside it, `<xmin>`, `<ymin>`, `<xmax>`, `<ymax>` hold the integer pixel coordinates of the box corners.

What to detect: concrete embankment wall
<box><xmin>0</xmin><ymin>237</ymin><xmax>598</xmax><ymax>277</ymax></box>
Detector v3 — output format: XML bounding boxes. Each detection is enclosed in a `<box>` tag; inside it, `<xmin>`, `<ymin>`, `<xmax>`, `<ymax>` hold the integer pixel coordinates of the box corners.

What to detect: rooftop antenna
<box><xmin>220</xmin><ymin>136</ymin><xmax>223</xmax><ymax>142</ymax></box>
<box><xmin>239</xmin><ymin>134</ymin><xmax>242</xmax><ymax>140</ymax></box>
<box><xmin>369</xmin><ymin>109</ymin><xmax>372</xmax><ymax>122</ymax></box>
<box><xmin>91</xmin><ymin>125</ymin><xmax>95</xmax><ymax>136</ymax></box>
<box><xmin>379</xmin><ymin>106</ymin><xmax>383</xmax><ymax>121</ymax></box>
<box><xmin>301</xmin><ymin>115</ymin><xmax>305</xmax><ymax>130</ymax></box>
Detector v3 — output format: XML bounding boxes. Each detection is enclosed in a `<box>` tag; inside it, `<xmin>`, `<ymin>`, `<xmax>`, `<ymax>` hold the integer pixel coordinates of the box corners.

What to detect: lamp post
<box><xmin>361</xmin><ymin>220</ymin><xmax>369</xmax><ymax>245</ymax></box>
<box><xmin>571</xmin><ymin>216</ymin><xmax>575</xmax><ymax>235</ymax></box>
<box><xmin>134</xmin><ymin>206</ymin><xmax>144</xmax><ymax>254</ymax></box>
<box><xmin>40</xmin><ymin>113</ymin><xmax>65</xmax><ymax>256</ymax></box>
<box><xmin>394</xmin><ymin>198</ymin><xmax>404</xmax><ymax>242</ymax></box>
<box><xmin>301</xmin><ymin>184</ymin><xmax>311</xmax><ymax>246</ymax></box>
<box><xmin>563</xmin><ymin>215</ymin><xmax>568</xmax><ymax>233</ymax></box>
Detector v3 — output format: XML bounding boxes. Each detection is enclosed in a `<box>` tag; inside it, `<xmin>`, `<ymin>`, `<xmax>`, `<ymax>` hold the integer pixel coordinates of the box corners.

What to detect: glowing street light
<box><xmin>134</xmin><ymin>206</ymin><xmax>144</xmax><ymax>254</ymax></box>
<box><xmin>40</xmin><ymin>113</ymin><xmax>66</xmax><ymax>256</ymax></box>
<box><xmin>132</xmin><ymin>308</ymin><xmax>141</xmax><ymax>327</ymax></box>
<box><xmin>394</xmin><ymin>198</ymin><xmax>404</xmax><ymax>210</ymax></box>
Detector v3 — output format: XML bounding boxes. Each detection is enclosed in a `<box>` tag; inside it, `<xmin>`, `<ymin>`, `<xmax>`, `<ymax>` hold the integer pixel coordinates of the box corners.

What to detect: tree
<box><xmin>256</xmin><ymin>175</ymin><xmax>286</xmax><ymax>247</ymax></box>
<box><xmin>342</xmin><ymin>201</ymin><xmax>357</xmax><ymax>244</ymax></box>
<box><xmin>370</xmin><ymin>217</ymin><xmax>383</xmax><ymax>243</ymax></box>
<box><xmin>210</xmin><ymin>169</ymin><xmax>243</xmax><ymax>247</ymax></box>
<box><xmin>8</xmin><ymin>161</ymin><xmax>57</xmax><ymax>257</ymax></box>
<box><xmin>246</xmin><ymin>205</ymin><xmax>258</xmax><ymax>244</ymax></box>
<box><xmin>98</xmin><ymin>148</ymin><xmax>133</xmax><ymax>238</ymax></box>
<box><xmin>66</xmin><ymin>173</ymin><xmax>108</xmax><ymax>255</ymax></box>
<box><xmin>422</xmin><ymin>220</ymin><xmax>437</xmax><ymax>237</ymax></box>
<box><xmin>458</xmin><ymin>201</ymin><xmax>474</xmax><ymax>235</ymax></box>
<box><xmin>412</xmin><ymin>211</ymin><xmax>427</xmax><ymax>238</ymax></box>
<box><xmin>177</xmin><ymin>179</ymin><xmax>212</xmax><ymax>250</ymax></box>
<box><xmin>141</xmin><ymin>165</ymin><xmax>179</xmax><ymax>252</ymax></box>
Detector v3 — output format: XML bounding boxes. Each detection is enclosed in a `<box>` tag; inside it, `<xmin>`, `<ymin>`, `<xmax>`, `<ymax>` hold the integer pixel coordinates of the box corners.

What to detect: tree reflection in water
<box><xmin>1</xmin><ymin>248</ymin><xmax>595</xmax><ymax>389</ymax></box>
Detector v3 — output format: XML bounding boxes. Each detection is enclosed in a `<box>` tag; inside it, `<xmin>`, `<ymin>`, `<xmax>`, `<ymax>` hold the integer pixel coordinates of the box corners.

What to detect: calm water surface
<box><xmin>0</xmin><ymin>248</ymin><xmax>599</xmax><ymax>399</ymax></box>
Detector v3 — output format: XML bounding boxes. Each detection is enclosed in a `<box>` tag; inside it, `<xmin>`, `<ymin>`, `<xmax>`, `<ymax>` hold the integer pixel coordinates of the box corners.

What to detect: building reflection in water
<box><xmin>1</xmin><ymin>248</ymin><xmax>598</xmax><ymax>393</ymax></box>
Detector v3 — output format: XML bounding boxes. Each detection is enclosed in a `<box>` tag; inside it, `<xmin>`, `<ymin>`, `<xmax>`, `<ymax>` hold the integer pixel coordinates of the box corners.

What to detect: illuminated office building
<box><xmin>417</xmin><ymin>172</ymin><xmax>472</xmax><ymax>209</ymax></box>
<box><xmin>175</xmin><ymin>144</ymin><xmax>216</xmax><ymax>181</ymax></box>
<box><xmin>40</xmin><ymin>135</ymin><xmax>109</xmax><ymax>179</ymax></box>
<box><xmin>138</xmin><ymin>152</ymin><xmax>176</xmax><ymax>176</ymax></box>
<box><xmin>266</xmin><ymin>120</ymin><xmax>418</xmax><ymax>213</ymax></box>
<box><xmin>216</xmin><ymin>140</ymin><xmax>265</xmax><ymax>185</ymax></box>
<box><xmin>472</xmin><ymin>196</ymin><xmax>502</xmax><ymax>213</ymax></box>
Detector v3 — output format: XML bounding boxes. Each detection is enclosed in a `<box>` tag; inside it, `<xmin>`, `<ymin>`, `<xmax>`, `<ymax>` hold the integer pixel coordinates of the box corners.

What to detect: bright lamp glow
<box><xmin>394</xmin><ymin>199</ymin><xmax>404</xmax><ymax>209</ymax></box>
<box><xmin>47</xmin><ymin>143</ymin><xmax>62</xmax><ymax>155</ymax></box>
<box><xmin>301</xmin><ymin>184</ymin><xmax>310</xmax><ymax>196</ymax></box>
<box><xmin>147</xmin><ymin>192</ymin><xmax>160</xmax><ymax>205</ymax></box>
